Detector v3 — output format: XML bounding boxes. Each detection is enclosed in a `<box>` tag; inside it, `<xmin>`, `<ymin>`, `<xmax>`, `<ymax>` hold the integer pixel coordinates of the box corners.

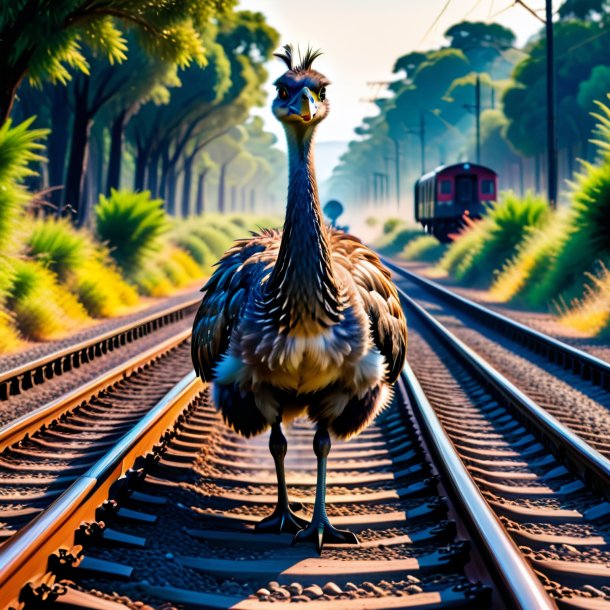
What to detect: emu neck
<box><xmin>269</xmin><ymin>125</ymin><xmax>341</xmax><ymax>332</ymax></box>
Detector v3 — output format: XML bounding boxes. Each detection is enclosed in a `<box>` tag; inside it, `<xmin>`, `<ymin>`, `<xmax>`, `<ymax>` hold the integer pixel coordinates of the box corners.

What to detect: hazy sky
<box><xmin>239</xmin><ymin>0</ymin><xmax>559</xmax><ymax>147</ymax></box>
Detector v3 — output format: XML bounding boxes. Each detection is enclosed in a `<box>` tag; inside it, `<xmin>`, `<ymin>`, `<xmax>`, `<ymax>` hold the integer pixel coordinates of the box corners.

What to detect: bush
<box><xmin>401</xmin><ymin>235</ymin><xmax>447</xmax><ymax>263</ymax></box>
<box><xmin>6</xmin><ymin>259</ymin><xmax>88</xmax><ymax>341</ymax></box>
<box><xmin>439</xmin><ymin>192</ymin><xmax>548</xmax><ymax>286</ymax></box>
<box><xmin>26</xmin><ymin>218</ymin><xmax>88</xmax><ymax>281</ymax></box>
<box><xmin>491</xmin><ymin>211</ymin><xmax>568</xmax><ymax>305</ymax></box>
<box><xmin>190</xmin><ymin>226</ymin><xmax>232</xmax><ymax>258</ymax></box>
<box><xmin>559</xmin><ymin>263</ymin><xmax>610</xmax><ymax>336</ymax></box>
<box><xmin>96</xmin><ymin>189</ymin><xmax>169</xmax><ymax>275</ymax></box>
<box><xmin>71</xmin><ymin>256</ymin><xmax>138</xmax><ymax>318</ymax></box>
<box><xmin>383</xmin><ymin>218</ymin><xmax>403</xmax><ymax>234</ymax></box>
<box><xmin>376</xmin><ymin>225</ymin><xmax>424</xmax><ymax>255</ymax></box>
<box><xmin>0</xmin><ymin>308</ymin><xmax>20</xmax><ymax>352</ymax></box>
<box><xmin>0</xmin><ymin>118</ymin><xmax>47</xmax><ymax>253</ymax></box>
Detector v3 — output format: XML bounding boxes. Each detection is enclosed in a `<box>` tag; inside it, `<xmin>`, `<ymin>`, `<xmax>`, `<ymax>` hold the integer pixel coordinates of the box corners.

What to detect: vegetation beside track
<box><xmin>392</xmin><ymin>100</ymin><xmax>610</xmax><ymax>338</ymax></box>
<box><xmin>0</xmin><ymin>121</ymin><xmax>279</xmax><ymax>352</ymax></box>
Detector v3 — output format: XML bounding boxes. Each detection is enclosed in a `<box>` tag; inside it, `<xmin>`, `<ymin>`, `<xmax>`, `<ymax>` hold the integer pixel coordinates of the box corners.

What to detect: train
<box><xmin>414</xmin><ymin>162</ymin><xmax>498</xmax><ymax>242</ymax></box>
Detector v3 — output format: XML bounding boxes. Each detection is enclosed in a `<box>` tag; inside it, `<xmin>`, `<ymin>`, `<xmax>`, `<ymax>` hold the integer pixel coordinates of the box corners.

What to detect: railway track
<box><xmin>0</xmin><ymin>296</ymin><xmax>200</xmax><ymax>402</ymax></box>
<box><xmin>0</xmin><ymin>257</ymin><xmax>608</xmax><ymax>609</ymax></box>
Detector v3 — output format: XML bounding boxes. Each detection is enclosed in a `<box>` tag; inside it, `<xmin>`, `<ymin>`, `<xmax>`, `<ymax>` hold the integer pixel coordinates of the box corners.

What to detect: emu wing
<box><xmin>332</xmin><ymin>232</ymin><xmax>407</xmax><ymax>384</ymax></box>
<box><xmin>191</xmin><ymin>233</ymin><xmax>277</xmax><ymax>382</ymax></box>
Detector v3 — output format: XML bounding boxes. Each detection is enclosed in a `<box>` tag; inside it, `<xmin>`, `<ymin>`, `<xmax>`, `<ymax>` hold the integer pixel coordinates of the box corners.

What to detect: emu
<box><xmin>191</xmin><ymin>45</ymin><xmax>408</xmax><ymax>552</ymax></box>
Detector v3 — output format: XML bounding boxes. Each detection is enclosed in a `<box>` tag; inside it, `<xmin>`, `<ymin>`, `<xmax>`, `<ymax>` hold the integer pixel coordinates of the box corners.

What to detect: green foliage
<box><xmin>383</xmin><ymin>218</ymin><xmax>402</xmax><ymax>234</ymax></box>
<box><xmin>401</xmin><ymin>235</ymin><xmax>447</xmax><ymax>263</ymax></box>
<box><xmin>190</xmin><ymin>226</ymin><xmax>232</xmax><ymax>258</ymax></box>
<box><xmin>0</xmin><ymin>118</ymin><xmax>47</xmax><ymax>251</ymax></box>
<box><xmin>96</xmin><ymin>189</ymin><xmax>169</xmax><ymax>274</ymax></box>
<box><xmin>6</xmin><ymin>259</ymin><xmax>88</xmax><ymax>341</ymax></box>
<box><xmin>440</xmin><ymin>192</ymin><xmax>548</xmax><ymax>285</ymax></box>
<box><xmin>26</xmin><ymin>218</ymin><xmax>88</xmax><ymax>281</ymax></box>
<box><xmin>376</xmin><ymin>225</ymin><xmax>425</xmax><ymax>255</ymax></box>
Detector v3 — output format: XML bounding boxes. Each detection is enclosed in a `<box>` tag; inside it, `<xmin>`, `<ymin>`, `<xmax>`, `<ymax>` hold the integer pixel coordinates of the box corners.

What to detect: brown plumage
<box><xmin>191</xmin><ymin>47</ymin><xmax>407</xmax><ymax>550</ymax></box>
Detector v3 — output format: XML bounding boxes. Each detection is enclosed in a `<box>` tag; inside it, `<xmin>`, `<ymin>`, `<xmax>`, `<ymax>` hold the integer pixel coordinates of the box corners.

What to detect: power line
<box><xmin>514</xmin><ymin>0</ymin><xmax>546</xmax><ymax>23</ymax></box>
<box><xmin>488</xmin><ymin>1</ymin><xmax>517</xmax><ymax>21</ymax></box>
<box><xmin>417</xmin><ymin>0</ymin><xmax>453</xmax><ymax>49</ymax></box>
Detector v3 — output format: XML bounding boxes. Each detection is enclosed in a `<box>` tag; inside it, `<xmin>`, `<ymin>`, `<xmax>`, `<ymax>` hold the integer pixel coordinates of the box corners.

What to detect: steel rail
<box><xmin>399</xmin><ymin>365</ymin><xmax>556</xmax><ymax>610</ymax></box>
<box><xmin>0</xmin><ymin>327</ymin><xmax>192</xmax><ymax>453</ymax></box>
<box><xmin>0</xmin><ymin>296</ymin><xmax>200</xmax><ymax>400</ymax></box>
<box><xmin>0</xmin><ymin>371</ymin><xmax>204</xmax><ymax>610</ymax></box>
<box><xmin>382</xmin><ymin>257</ymin><xmax>610</xmax><ymax>388</ymax></box>
<box><xmin>396</xmin><ymin>285</ymin><xmax>610</xmax><ymax>500</ymax></box>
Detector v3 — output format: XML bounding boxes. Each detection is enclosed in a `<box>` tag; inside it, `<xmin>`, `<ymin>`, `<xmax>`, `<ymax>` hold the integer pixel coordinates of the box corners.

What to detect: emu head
<box><xmin>272</xmin><ymin>44</ymin><xmax>330</xmax><ymax>130</ymax></box>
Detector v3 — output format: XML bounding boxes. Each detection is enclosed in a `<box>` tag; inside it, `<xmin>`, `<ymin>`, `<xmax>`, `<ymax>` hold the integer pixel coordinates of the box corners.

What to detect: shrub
<box><xmin>559</xmin><ymin>263</ymin><xmax>610</xmax><ymax>336</ymax></box>
<box><xmin>0</xmin><ymin>309</ymin><xmax>20</xmax><ymax>353</ymax></box>
<box><xmin>491</xmin><ymin>211</ymin><xmax>568</xmax><ymax>305</ymax></box>
<box><xmin>439</xmin><ymin>192</ymin><xmax>549</xmax><ymax>286</ymax></box>
<box><xmin>376</xmin><ymin>225</ymin><xmax>424</xmax><ymax>255</ymax></box>
<box><xmin>190</xmin><ymin>226</ymin><xmax>231</xmax><ymax>258</ymax></box>
<box><xmin>6</xmin><ymin>260</ymin><xmax>88</xmax><ymax>341</ymax></box>
<box><xmin>401</xmin><ymin>235</ymin><xmax>447</xmax><ymax>263</ymax></box>
<box><xmin>0</xmin><ymin>118</ymin><xmax>47</xmax><ymax>253</ymax></box>
<box><xmin>26</xmin><ymin>218</ymin><xmax>88</xmax><ymax>281</ymax></box>
<box><xmin>383</xmin><ymin>218</ymin><xmax>403</xmax><ymax>234</ymax></box>
<box><xmin>96</xmin><ymin>189</ymin><xmax>169</xmax><ymax>275</ymax></box>
<box><xmin>71</xmin><ymin>256</ymin><xmax>138</xmax><ymax>318</ymax></box>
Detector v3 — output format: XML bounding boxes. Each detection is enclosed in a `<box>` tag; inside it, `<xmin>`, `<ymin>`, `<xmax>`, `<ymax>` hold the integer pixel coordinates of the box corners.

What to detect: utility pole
<box><xmin>419</xmin><ymin>111</ymin><xmax>426</xmax><ymax>174</ymax></box>
<box><xmin>475</xmin><ymin>75</ymin><xmax>481</xmax><ymax>165</ymax></box>
<box><xmin>392</xmin><ymin>137</ymin><xmax>401</xmax><ymax>210</ymax></box>
<box><xmin>515</xmin><ymin>0</ymin><xmax>557</xmax><ymax>208</ymax></box>
<box><xmin>546</xmin><ymin>0</ymin><xmax>557</xmax><ymax>209</ymax></box>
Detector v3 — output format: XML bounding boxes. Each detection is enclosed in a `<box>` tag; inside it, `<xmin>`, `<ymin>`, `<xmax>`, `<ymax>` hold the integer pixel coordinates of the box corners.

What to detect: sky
<box><xmin>239</xmin><ymin>0</ymin><xmax>559</xmax><ymax>149</ymax></box>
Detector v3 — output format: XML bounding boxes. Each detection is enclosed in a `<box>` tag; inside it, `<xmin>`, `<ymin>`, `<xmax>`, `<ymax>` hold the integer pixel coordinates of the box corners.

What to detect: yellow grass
<box><xmin>559</xmin><ymin>265</ymin><xmax>610</xmax><ymax>335</ymax></box>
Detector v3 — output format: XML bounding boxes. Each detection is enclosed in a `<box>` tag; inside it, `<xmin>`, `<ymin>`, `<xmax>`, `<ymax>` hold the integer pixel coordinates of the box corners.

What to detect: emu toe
<box><xmin>292</xmin><ymin>519</ymin><xmax>359</xmax><ymax>554</ymax></box>
<box><xmin>255</xmin><ymin>505</ymin><xmax>308</xmax><ymax>535</ymax></box>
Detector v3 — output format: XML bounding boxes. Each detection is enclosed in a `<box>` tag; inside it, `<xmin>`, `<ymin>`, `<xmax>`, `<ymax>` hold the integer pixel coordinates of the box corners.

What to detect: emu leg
<box><xmin>292</xmin><ymin>425</ymin><xmax>359</xmax><ymax>553</ymax></box>
<box><xmin>255</xmin><ymin>422</ymin><xmax>308</xmax><ymax>534</ymax></box>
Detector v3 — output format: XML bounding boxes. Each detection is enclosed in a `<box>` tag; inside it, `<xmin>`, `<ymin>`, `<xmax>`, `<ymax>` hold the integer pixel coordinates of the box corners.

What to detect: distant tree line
<box><xmin>2</xmin><ymin>0</ymin><xmax>286</xmax><ymax>225</ymax></box>
<box><xmin>328</xmin><ymin>0</ymin><xmax>610</xmax><ymax>213</ymax></box>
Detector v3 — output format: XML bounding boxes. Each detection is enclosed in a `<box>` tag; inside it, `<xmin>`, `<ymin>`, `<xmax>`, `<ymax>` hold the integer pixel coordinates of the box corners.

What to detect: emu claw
<box><xmin>255</xmin><ymin>506</ymin><xmax>308</xmax><ymax>535</ymax></box>
<box><xmin>292</xmin><ymin>520</ymin><xmax>359</xmax><ymax>554</ymax></box>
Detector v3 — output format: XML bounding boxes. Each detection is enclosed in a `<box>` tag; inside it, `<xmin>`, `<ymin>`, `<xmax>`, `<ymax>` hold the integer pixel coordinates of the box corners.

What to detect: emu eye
<box><xmin>278</xmin><ymin>87</ymin><xmax>288</xmax><ymax>101</ymax></box>
<box><xmin>319</xmin><ymin>87</ymin><xmax>326</xmax><ymax>101</ymax></box>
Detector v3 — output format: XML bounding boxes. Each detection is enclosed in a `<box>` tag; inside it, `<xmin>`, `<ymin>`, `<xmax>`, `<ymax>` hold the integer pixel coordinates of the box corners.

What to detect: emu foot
<box><xmin>292</xmin><ymin>519</ymin><xmax>359</xmax><ymax>554</ymax></box>
<box><xmin>255</xmin><ymin>505</ymin><xmax>308</xmax><ymax>535</ymax></box>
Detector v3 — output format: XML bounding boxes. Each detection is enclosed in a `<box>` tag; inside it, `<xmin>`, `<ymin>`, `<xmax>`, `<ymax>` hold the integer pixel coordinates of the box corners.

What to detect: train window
<box><xmin>482</xmin><ymin>179</ymin><xmax>495</xmax><ymax>195</ymax></box>
<box><xmin>440</xmin><ymin>180</ymin><xmax>451</xmax><ymax>194</ymax></box>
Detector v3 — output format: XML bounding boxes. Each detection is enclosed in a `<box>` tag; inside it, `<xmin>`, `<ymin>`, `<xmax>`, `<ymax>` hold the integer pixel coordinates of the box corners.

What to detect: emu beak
<box><xmin>288</xmin><ymin>87</ymin><xmax>318</xmax><ymax>122</ymax></box>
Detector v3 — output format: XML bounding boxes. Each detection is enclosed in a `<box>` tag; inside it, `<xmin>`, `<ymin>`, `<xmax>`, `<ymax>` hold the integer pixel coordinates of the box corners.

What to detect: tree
<box><xmin>0</xmin><ymin>0</ymin><xmax>225</xmax><ymax>122</ymax></box>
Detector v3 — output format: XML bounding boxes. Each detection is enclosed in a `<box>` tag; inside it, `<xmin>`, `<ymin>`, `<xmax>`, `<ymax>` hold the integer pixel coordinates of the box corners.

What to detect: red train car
<box><xmin>414</xmin><ymin>162</ymin><xmax>498</xmax><ymax>242</ymax></box>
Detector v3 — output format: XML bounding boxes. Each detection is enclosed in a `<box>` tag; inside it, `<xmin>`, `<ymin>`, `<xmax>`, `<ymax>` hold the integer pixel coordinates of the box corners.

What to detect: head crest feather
<box><xmin>274</xmin><ymin>44</ymin><xmax>323</xmax><ymax>72</ymax></box>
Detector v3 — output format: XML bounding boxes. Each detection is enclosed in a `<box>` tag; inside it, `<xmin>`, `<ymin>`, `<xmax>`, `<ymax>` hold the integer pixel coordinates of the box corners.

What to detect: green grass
<box><xmin>96</xmin><ymin>189</ymin><xmax>169</xmax><ymax>275</ymax></box>
<box><xmin>439</xmin><ymin>192</ymin><xmax>549</xmax><ymax>286</ymax></box>
<box><xmin>401</xmin><ymin>235</ymin><xmax>447</xmax><ymax>263</ymax></box>
<box><xmin>559</xmin><ymin>263</ymin><xmax>610</xmax><ymax>337</ymax></box>
<box><xmin>383</xmin><ymin>218</ymin><xmax>403</xmax><ymax>234</ymax></box>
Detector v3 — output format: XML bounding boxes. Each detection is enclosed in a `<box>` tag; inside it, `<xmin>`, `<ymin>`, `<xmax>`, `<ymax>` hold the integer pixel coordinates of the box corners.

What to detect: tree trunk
<box><xmin>182</xmin><ymin>154</ymin><xmax>194</xmax><ymax>218</ymax></box>
<box><xmin>195</xmin><ymin>170</ymin><xmax>207</xmax><ymax>216</ymax></box>
<box><xmin>250</xmin><ymin>188</ymin><xmax>256</xmax><ymax>213</ymax></box>
<box><xmin>230</xmin><ymin>185</ymin><xmax>237</xmax><ymax>212</ymax></box>
<box><xmin>535</xmin><ymin>154</ymin><xmax>541</xmax><ymax>194</ymax></box>
<box><xmin>218</xmin><ymin>162</ymin><xmax>227</xmax><ymax>213</ymax></box>
<box><xmin>147</xmin><ymin>148</ymin><xmax>160</xmax><ymax>197</ymax></box>
<box><xmin>166</xmin><ymin>165</ymin><xmax>177</xmax><ymax>216</ymax></box>
<box><xmin>63</xmin><ymin>81</ymin><xmax>91</xmax><ymax>226</ymax></box>
<box><xmin>134</xmin><ymin>146</ymin><xmax>148</xmax><ymax>192</ymax></box>
<box><xmin>0</xmin><ymin>69</ymin><xmax>25</xmax><ymax>123</ymax></box>
<box><xmin>106</xmin><ymin>109</ymin><xmax>126</xmax><ymax>195</ymax></box>
<box><xmin>47</xmin><ymin>87</ymin><xmax>71</xmax><ymax>212</ymax></box>
<box><xmin>159</xmin><ymin>146</ymin><xmax>170</xmax><ymax>203</ymax></box>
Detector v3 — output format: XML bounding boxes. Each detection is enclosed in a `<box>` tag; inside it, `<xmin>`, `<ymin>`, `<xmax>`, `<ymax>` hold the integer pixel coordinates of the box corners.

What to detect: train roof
<box><xmin>416</xmin><ymin>162</ymin><xmax>497</xmax><ymax>184</ymax></box>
